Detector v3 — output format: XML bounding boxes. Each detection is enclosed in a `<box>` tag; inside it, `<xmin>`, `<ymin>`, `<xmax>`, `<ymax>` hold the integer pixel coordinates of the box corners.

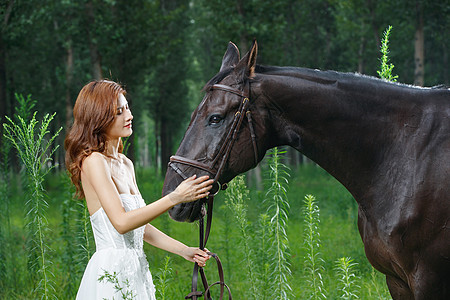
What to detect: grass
<box><xmin>3</xmin><ymin>98</ymin><xmax>62</xmax><ymax>299</ymax></box>
<box><xmin>302</xmin><ymin>194</ymin><xmax>326</xmax><ymax>299</ymax></box>
<box><xmin>0</xmin><ymin>161</ymin><xmax>391</xmax><ymax>299</ymax></box>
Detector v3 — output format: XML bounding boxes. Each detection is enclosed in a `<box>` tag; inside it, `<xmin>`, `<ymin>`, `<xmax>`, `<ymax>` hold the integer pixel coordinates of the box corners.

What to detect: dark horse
<box><xmin>162</xmin><ymin>41</ymin><xmax>450</xmax><ymax>299</ymax></box>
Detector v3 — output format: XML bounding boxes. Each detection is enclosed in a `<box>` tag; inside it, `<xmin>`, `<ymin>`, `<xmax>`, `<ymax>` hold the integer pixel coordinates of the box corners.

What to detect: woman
<box><xmin>65</xmin><ymin>80</ymin><xmax>213</xmax><ymax>299</ymax></box>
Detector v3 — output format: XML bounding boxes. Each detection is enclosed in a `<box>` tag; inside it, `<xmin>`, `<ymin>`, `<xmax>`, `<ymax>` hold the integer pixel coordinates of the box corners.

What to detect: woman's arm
<box><xmin>143</xmin><ymin>224</ymin><xmax>210</xmax><ymax>266</ymax></box>
<box><xmin>81</xmin><ymin>152</ymin><xmax>213</xmax><ymax>234</ymax></box>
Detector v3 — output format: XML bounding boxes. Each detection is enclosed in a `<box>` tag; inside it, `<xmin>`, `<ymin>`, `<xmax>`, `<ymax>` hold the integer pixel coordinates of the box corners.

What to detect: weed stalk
<box><xmin>335</xmin><ymin>257</ymin><xmax>360</xmax><ymax>300</ymax></box>
<box><xmin>3</xmin><ymin>101</ymin><xmax>62</xmax><ymax>299</ymax></box>
<box><xmin>225</xmin><ymin>175</ymin><xmax>260</xmax><ymax>299</ymax></box>
<box><xmin>155</xmin><ymin>256</ymin><xmax>172</xmax><ymax>300</ymax></box>
<box><xmin>265</xmin><ymin>147</ymin><xmax>292</xmax><ymax>299</ymax></box>
<box><xmin>377</xmin><ymin>25</ymin><xmax>398</xmax><ymax>82</ymax></box>
<box><xmin>302</xmin><ymin>194</ymin><xmax>326</xmax><ymax>299</ymax></box>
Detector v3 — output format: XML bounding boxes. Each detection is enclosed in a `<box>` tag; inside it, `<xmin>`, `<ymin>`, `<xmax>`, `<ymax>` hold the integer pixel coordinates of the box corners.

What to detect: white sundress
<box><xmin>76</xmin><ymin>194</ymin><xmax>156</xmax><ymax>300</ymax></box>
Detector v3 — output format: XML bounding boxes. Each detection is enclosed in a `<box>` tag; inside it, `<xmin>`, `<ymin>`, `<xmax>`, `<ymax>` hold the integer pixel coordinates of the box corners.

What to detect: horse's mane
<box><xmin>255</xmin><ymin>65</ymin><xmax>442</xmax><ymax>90</ymax></box>
<box><xmin>202</xmin><ymin>65</ymin><xmax>447</xmax><ymax>92</ymax></box>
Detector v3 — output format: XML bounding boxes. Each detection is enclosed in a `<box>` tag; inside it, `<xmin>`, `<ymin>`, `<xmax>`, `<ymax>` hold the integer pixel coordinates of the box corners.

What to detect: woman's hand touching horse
<box><xmin>169</xmin><ymin>175</ymin><xmax>214</xmax><ymax>205</ymax></box>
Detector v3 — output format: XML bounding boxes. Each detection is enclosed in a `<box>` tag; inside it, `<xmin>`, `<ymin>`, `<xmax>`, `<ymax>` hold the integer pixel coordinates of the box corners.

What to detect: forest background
<box><xmin>0</xmin><ymin>0</ymin><xmax>449</xmax><ymax>299</ymax></box>
<box><xmin>1</xmin><ymin>0</ymin><xmax>448</xmax><ymax>172</ymax></box>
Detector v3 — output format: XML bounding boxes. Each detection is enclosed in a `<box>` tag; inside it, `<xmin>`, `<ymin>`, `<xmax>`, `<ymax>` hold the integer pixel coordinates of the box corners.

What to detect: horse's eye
<box><xmin>209</xmin><ymin>114</ymin><xmax>223</xmax><ymax>125</ymax></box>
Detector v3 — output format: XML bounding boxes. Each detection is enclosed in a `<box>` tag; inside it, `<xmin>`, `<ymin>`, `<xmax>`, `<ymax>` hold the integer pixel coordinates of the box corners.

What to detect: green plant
<box><xmin>155</xmin><ymin>256</ymin><xmax>172</xmax><ymax>300</ymax></box>
<box><xmin>3</xmin><ymin>105</ymin><xmax>62</xmax><ymax>299</ymax></box>
<box><xmin>365</xmin><ymin>267</ymin><xmax>391</xmax><ymax>300</ymax></box>
<box><xmin>98</xmin><ymin>270</ymin><xmax>136</xmax><ymax>300</ymax></box>
<box><xmin>0</xmin><ymin>126</ymin><xmax>12</xmax><ymax>291</ymax></box>
<box><xmin>257</xmin><ymin>213</ymin><xmax>272</xmax><ymax>300</ymax></box>
<box><xmin>74</xmin><ymin>200</ymin><xmax>93</xmax><ymax>273</ymax></box>
<box><xmin>302</xmin><ymin>194</ymin><xmax>326</xmax><ymax>299</ymax></box>
<box><xmin>335</xmin><ymin>257</ymin><xmax>360</xmax><ymax>300</ymax></box>
<box><xmin>265</xmin><ymin>148</ymin><xmax>292</xmax><ymax>299</ymax></box>
<box><xmin>13</xmin><ymin>93</ymin><xmax>36</xmax><ymax>121</ymax></box>
<box><xmin>225</xmin><ymin>175</ymin><xmax>259</xmax><ymax>299</ymax></box>
<box><xmin>377</xmin><ymin>25</ymin><xmax>398</xmax><ymax>82</ymax></box>
<box><xmin>59</xmin><ymin>172</ymin><xmax>79</xmax><ymax>298</ymax></box>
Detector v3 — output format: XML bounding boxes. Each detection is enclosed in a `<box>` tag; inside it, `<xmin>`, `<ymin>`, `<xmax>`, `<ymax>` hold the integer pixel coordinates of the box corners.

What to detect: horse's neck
<box><xmin>257</xmin><ymin>70</ymin><xmax>418</xmax><ymax>198</ymax></box>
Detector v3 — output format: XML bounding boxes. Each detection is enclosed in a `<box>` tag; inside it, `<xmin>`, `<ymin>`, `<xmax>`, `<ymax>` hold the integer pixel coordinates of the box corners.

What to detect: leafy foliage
<box><xmin>265</xmin><ymin>147</ymin><xmax>292</xmax><ymax>299</ymax></box>
<box><xmin>155</xmin><ymin>256</ymin><xmax>173</xmax><ymax>300</ymax></box>
<box><xmin>335</xmin><ymin>257</ymin><xmax>360</xmax><ymax>299</ymax></box>
<box><xmin>377</xmin><ymin>25</ymin><xmax>398</xmax><ymax>82</ymax></box>
<box><xmin>302</xmin><ymin>194</ymin><xmax>327</xmax><ymax>299</ymax></box>
<box><xmin>98</xmin><ymin>270</ymin><xmax>136</xmax><ymax>300</ymax></box>
<box><xmin>3</xmin><ymin>98</ymin><xmax>62</xmax><ymax>299</ymax></box>
<box><xmin>225</xmin><ymin>175</ymin><xmax>260</xmax><ymax>299</ymax></box>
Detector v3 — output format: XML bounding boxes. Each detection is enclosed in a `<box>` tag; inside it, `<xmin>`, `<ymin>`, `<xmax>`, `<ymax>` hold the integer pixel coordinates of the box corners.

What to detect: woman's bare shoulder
<box><xmin>82</xmin><ymin>152</ymin><xmax>109</xmax><ymax>172</ymax></box>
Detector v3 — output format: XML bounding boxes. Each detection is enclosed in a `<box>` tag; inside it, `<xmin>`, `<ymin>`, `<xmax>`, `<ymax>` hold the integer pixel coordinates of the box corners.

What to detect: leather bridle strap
<box><xmin>186</xmin><ymin>196</ymin><xmax>232</xmax><ymax>300</ymax></box>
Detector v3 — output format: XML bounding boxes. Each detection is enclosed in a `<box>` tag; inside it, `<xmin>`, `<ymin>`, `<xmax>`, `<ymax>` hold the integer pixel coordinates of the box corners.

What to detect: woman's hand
<box><xmin>169</xmin><ymin>175</ymin><xmax>214</xmax><ymax>205</ymax></box>
<box><xmin>181</xmin><ymin>247</ymin><xmax>211</xmax><ymax>267</ymax></box>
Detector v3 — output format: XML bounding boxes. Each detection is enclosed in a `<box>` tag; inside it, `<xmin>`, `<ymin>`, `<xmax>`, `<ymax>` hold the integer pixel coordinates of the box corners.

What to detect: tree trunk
<box><xmin>443</xmin><ymin>41</ymin><xmax>449</xmax><ymax>85</ymax></box>
<box><xmin>414</xmin><ymin>1</ymin><xmax>424</xmax><ymax>86</ymax></box>
<box><xmin>366</xmin><ymin>0</ymin><xmax>380</xmax><ymax>49</ymax></box>
<box><xmin>85</xmin><ymin>1</ymin><xmax>102</xmax><ymax>80</ymax></box>
<box><xmin>236</xmin><ymin>0</ymin><xmax>248</xmax><ymax>52</ymax></box>
<box><xmin>160</xmin><ymin>118</ymin><xmax>172</xmax><ymax>177</ymax></box>
<box><xmin>155</xmin><ymin>119</ymin><xmax>161</xmax><ymax>173</ymax></box>
<box><xmin>0</xmin><ymin>30</ymin><xmax>6</xmax><ymax>125</ymax></box>
<box><xmin>0</xmin><ymin>0</ymin><xmax>14</xmax><ymax>150</ymax></box>
<box><xmin>358</xmin><ymin>35</ymin><xmax>366</xmax><ymax>74</ymax></box>
<box><xmin>65</xmin><ymin>43</ymin><xmax>74</xmax><ymax>131</ymax></box>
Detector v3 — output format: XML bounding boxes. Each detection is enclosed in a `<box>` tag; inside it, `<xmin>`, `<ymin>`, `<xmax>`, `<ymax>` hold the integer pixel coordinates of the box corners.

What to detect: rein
<box><xmin>168</xmin><ymin>81</ymin><xmax>258</xmax><ymax>300</ymax></box>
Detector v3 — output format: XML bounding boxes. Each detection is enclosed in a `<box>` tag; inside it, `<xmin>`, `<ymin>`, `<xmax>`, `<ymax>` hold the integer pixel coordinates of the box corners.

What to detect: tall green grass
<box><xmin>0</xmin><ymin>148</ymin><xmax>392</xmax><ymax>299</ymax></box>
<box><xmin>225</xmin><ymin>175</ymin><xmax>260</xmax><ymax>299</ymax></box>
<box><xmin>378</xmin><ymin>25</ymin><xmax>398</xmax><ymax>82</ymax></box>
<box><xmin>335</xmin><ymin>257</ymin><xmax>360</xmax><ymax>299</ymax></box>
<box><xmin>0</xmin><ymin>124</ymin><xmax>12</xmax><ymax>290</ymax></box>
<box><xmin>264</xmin><ymin>148</ymin><xmax>292</xmax><ymax>299</ymax></box>
<box><xmin>155</xmin><ymin>256</ymin><xmax>173</xmax><ymax>300</ymax></box>
<box><xmin>3</xmin><ymin>94</ymin><xmax>62</xmax><ymax>299</ymax></box>
<box><xmin>302</xmin><ymin>194</ymin><xmax>326</xmax><ymax>299</ymax></box>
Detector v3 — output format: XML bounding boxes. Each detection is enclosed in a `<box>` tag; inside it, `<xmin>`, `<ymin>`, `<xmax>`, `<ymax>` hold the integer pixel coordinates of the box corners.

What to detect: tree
<box><xmin>414</xmin><ymin>0</ymin><xmax>424</xmax><ymax>86</ymax></box>
<box><xmin>0</xmin><ymin>0</ymin><xmax>14</xmax><ymax>128</ymax></box>
<box><xmin>145</xmin><ymin>0</ymin><xmax>191</xmax><ymax>174</ymax></box>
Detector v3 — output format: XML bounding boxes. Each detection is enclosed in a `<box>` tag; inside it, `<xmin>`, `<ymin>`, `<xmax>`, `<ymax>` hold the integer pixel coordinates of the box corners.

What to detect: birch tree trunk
<box><xmin>85</xmin><ymin>1</ymin><xmax>102</xmax><ymax>80</ymax></box>
<box><xmin>0</xmin><ymin>0</ymin><xmax>14</xmax><ymax>130</ymax></box>
<box><xmin>414</xmin><ymin>1</ymin><xmax>424</xmax><ymax>86</ymax></box>
<box><xmin>65</xmin><ymin>42</ymin><xmax>74</xmax><ymax>131</ymax></box>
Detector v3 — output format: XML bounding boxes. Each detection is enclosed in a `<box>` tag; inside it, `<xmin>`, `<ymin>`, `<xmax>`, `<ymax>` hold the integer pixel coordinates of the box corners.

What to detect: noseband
<box><xmin>168</xmin><ymin>81</ymin><xmax>258</xmax><ymax>300</ymax></box>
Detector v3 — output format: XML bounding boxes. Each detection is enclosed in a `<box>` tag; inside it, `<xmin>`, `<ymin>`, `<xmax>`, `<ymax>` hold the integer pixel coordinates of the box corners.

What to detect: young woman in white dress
<box><xmin>65</xmin><ymin>80</ymin><xmax>213</xmax><ymax>299</ymax></box>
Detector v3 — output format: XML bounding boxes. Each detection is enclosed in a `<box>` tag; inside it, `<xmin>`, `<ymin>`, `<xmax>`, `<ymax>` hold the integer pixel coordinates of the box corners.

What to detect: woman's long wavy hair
<box><xmin>65</xmin><ymin>80</ymin><xmax>126</xmax><ymax>199</ymax></box>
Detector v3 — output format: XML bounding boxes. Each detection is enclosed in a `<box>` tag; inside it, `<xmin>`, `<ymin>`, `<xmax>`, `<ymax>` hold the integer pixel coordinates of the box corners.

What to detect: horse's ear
<box><xmin>236</xmin><ymin>40</ymin><xmax>258</xmax><ymax>78</ymax></box>
<box><xmin>220</xmin><ymin>42</ymin><xmax>240</xmax><ymax>72</ymax></box>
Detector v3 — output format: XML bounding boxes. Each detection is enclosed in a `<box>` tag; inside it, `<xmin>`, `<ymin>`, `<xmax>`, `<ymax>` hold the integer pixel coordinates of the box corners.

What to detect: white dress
<box><xmin>76</xmin><ymin>194</ymin><xmax>156</xmax><ymax>300</ymax></box>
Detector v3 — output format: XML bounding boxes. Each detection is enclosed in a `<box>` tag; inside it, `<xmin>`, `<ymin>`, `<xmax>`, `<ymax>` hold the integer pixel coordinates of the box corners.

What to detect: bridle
<box><xmin>168</xmin><ymin>80</ymin><xmax>258</xmax><ymax>300</ymax></box>
<box><xmin>169</xmin><ymin>80</ymin><xmax>258</xmax><ymax>193</ymax></box>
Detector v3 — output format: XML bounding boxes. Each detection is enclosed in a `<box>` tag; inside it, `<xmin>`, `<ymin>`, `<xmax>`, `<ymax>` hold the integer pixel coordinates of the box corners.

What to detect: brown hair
<box><xmin>65</xmin><ymin>80</ymin><xmax>126</xmax><ymax>199</ymax></box>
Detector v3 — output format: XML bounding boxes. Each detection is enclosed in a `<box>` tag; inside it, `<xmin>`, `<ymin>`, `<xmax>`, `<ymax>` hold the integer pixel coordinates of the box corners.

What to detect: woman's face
<box><xmin>106</xmin><ymin>93</ymin><xmax>133</xmax><ymax>140</ymax></box>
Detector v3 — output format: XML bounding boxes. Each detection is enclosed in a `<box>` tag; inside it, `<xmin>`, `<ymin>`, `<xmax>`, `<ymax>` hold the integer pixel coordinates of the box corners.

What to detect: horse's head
<box><xmin>162</xmin><ymin>41</ymin><xmax>264</xmax><ymax>222</ymax></box>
